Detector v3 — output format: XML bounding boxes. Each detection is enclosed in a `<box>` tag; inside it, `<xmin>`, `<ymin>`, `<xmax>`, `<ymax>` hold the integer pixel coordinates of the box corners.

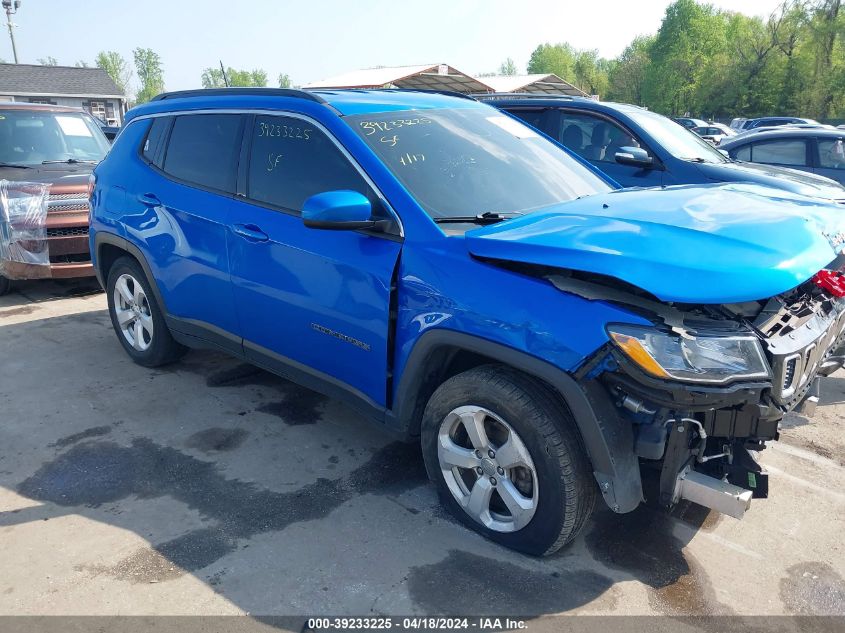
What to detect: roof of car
<box><xmin>127</xmin><ymin>87</ymin><xmax>485</xmax><ymax>121</ymax></box>
<box><xmin>0</xmin><ymin>102</ymin><xmax>86</xmax><ymax>114</ymax></box>
<box><xmin>721</xmin><ymin>126</ymin><xmax>845</xmax><ymax>147</ymax></box>
<box><xmin>474</xmin><ymin>94</ymin><xmax>647</xmax><ymax>113</ymax></box>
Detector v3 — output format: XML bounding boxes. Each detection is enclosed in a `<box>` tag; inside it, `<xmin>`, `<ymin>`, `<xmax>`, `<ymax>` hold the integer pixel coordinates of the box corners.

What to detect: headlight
<box><xmin>607</xmin><ymin>324</ymin><xmax>770</xmax><ymax>384</ymax></box>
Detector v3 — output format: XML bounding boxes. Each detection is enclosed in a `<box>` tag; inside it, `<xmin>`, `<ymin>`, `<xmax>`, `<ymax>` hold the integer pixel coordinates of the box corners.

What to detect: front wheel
<box><xmin>0</xmin><ymin>274</ymin><xmax>11</xmax><ymax>296</ymax></box>
<box><xmin>421</xmin><ymin>365</ymin><xmax>596</xmax><ymax>556</ymax></box>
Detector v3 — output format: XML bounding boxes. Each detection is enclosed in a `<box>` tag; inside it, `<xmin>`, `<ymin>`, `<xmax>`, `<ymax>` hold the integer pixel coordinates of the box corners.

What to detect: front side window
<box><xmin>162</xmin><ymin>114</ymin><xmax>244</xmax><ymax>192</ymax></box>
<box><xmin>247</xmin><ymin>115</ymin><xmax>380</xmax><ymax>215</ymax></box>
<box><xmin>750</xmin><ymin>139</ymin><xmax>807</xmax><ymax>166</ymax></box>
<box><xmin>818</xmin><ymin>138</ymin><xmax>845</xmax><ymax>170</ymax></box>
<box><xmin>0</xmin><ymin>109</ymin><xmax>110</xmax><ymax>166</ymax></box>
<box><xmin>628</xmin><ymin>110</ymin><xmax>727</xmax><ymax>164</ymax></box>
<box><xmin>347</xmin><ymin>107</ymin><xmax>612</xmax><ymax>220</ymax></box>
<box><xmin>556</xmin><ymin>112</ymin><xmax>644</xmax><ymax>164</ymax></box>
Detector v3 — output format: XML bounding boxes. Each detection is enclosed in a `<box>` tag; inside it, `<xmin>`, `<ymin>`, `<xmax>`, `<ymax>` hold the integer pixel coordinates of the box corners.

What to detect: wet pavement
<box><xmin>1</xmin><ymin>279</ymin><xmax>844</xmax><ymax>619</ymax></box>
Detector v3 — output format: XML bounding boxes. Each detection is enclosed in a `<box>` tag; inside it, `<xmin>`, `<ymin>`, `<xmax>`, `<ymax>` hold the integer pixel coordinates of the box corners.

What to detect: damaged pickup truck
<box><xmin>90</xmin><ymin>89</ymin><xmax>845</xmax><ymax>556</ymax></box>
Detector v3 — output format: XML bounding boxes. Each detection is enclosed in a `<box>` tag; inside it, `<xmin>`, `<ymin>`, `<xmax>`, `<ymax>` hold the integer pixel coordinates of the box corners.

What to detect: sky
<box><xmin>5</xmin><ymin>0</ymin><xmax>786</xmax><ymax>94</ymax></box>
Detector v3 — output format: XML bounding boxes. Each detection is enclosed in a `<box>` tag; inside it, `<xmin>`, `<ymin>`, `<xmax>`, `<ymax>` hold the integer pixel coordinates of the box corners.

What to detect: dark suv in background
<box><xmin>0</xmin><ymin>103</ymin><xmax>109</xmax><ymax>295</ymax></box>
<box><xmin>480</xmin><ymin>95</ymin><xmax>845</xmax><ymax>202</ymax></box>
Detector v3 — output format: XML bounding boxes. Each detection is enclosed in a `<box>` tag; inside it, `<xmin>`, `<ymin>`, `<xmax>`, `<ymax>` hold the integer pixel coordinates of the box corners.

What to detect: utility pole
<box><xmin>1</xmin><ymin>0</ymin><xmax>21</xmax><ymax>64</ymax></box>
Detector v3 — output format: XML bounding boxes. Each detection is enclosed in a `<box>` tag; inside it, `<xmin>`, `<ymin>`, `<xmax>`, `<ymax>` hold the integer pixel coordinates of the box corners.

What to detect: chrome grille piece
<box><xmin>766</xmin><ymin>302</ymin><xmax>845</xmax><ymax>407</ymax></box>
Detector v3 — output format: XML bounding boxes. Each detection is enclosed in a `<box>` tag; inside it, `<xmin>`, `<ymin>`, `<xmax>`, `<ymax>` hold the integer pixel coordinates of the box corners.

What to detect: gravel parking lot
<box><xmin>1</xmin><ymin>280</ymin><xmax>844</xmax><ymax>622</ymax></box>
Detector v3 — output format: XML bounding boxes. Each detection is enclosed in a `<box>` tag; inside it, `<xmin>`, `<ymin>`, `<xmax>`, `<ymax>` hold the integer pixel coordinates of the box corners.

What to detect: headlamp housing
<box><xmin>607</xmin><ymin>324</ymin><xmax>771</xmax><ymax>385</ymax></box>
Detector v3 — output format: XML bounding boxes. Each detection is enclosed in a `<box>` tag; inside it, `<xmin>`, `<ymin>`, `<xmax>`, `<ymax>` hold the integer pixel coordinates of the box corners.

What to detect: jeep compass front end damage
<box><xmin>467</xmin><ymin>183</ymin><xmax>845</xmax><ymax>519</ymax></box>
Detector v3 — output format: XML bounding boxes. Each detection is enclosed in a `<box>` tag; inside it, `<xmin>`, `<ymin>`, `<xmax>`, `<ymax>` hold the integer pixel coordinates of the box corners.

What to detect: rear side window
<box><xmin>247</xmin><ymin>115</ymin><xmax>376</xmax><ymax>214</ymax></box>
<box><xmin>749</xmin><ymin>139</ymin><xmax>807</xmax><ymax>166</ymax></box>
<box><xmin>818</xmin><ymin>138</ymin><xmax>845</xmax><ymax>170</ymax></box>
<box><xmin>162</xmin><ymin>114</ymin><xmax>244</xmax><ymax>193</ymax></box>
<box><xmin>141</xmin><ymin>117</ymin><xmax>169</xmax><ymax>165</ymax></box>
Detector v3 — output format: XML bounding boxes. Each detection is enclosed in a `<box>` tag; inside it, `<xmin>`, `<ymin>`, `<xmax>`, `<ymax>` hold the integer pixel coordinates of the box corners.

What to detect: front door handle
<box><xmin>232</xmin><ymin>223</ymin><xmax>269</xmax><ymax>242</ymax></box>
<box><xmin>137</xmin><ymin>192</ymin><xmax>161</xmax><ymax>206</ymax></box>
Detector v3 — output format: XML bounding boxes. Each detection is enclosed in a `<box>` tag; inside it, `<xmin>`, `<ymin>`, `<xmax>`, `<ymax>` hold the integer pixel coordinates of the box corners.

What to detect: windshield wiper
<box><xmin>41</xmin><ymin>159</ymin><xmax>97</xmax><ymax>165</ymax></box>
<box><xmin>433</xmin><ymin>211</ymin><xmax>523</xmax><ymax>225</ymax></box>
<box><xmin>0</xmin><ymin>162</ymin><xmax>31</xmax><ymax>169</ymax></box>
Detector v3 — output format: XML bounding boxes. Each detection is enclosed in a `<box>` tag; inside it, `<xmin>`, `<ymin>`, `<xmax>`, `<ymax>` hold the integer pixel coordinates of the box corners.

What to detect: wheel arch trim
<box><xmin>94</xmin><ymin>232</ymin><xmax>169</xmax><ymax>314</ymax></box>
<box><xmin>390</xmin><ymin>329</ymin><xmax>642</xmax><ymax>513</ymax></box>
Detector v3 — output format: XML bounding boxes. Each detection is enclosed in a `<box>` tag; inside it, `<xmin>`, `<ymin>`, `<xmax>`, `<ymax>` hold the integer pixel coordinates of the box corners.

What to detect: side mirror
<box><xmin>615</xmin><ymin>146</ymin><xmax>654</xmax><ymax>168</ymax></box>
<box><xmin>301</xmin><ymin>190</ymin><xmax>384</xmax><ymax>231</ymax></box>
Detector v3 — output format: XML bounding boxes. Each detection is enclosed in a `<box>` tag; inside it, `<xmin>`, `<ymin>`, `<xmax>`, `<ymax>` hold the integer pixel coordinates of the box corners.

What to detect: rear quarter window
<box><xmin>161</xmin><ymin>114</ymin><xmax>244</xmax><ymax>193</ymax></box>
<box><xmin>141</xmin><ymin>117</ymin><xmax>170</xmax><ymax>165</ymax></box>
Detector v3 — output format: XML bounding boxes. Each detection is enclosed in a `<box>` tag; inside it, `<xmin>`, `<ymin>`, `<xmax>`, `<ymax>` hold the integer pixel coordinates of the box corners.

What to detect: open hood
<box><xmin>465</xmin><ymin>183</ymin><xmax>845</xmax><ymax>304</ymax></box>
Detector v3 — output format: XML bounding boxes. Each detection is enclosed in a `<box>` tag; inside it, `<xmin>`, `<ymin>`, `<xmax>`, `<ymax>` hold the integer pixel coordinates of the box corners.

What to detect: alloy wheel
<box><xmin>437</xmin><ymin>405</ymin><xmax>538</xmax><ymax>532</ymax></box>
<box><xmin>113</xmin><ymin>273</ymin><xmax>154</xmax><ymax>352</ymax></box>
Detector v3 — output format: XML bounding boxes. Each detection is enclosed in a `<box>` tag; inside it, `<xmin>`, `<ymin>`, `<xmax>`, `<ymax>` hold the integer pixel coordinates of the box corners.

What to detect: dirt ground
<box><xmin>0</xmin><ymin>279</ymin><xmax>843</xmax><ymax>625</ymax></box>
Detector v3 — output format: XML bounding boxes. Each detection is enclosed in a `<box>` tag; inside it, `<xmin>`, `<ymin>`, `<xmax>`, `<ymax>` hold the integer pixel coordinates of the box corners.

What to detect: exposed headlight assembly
<box><xmin>607</xmin><ymin>325</ymin><xmax>770</xmax><ymax>385</ymax></box>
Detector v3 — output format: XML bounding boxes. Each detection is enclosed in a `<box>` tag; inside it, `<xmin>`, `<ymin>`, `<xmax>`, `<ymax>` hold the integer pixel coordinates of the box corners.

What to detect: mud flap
<box><xmin>581</xmin><ymin>379</ymin><xmax>643</xmax><ymax>513</ymax></box>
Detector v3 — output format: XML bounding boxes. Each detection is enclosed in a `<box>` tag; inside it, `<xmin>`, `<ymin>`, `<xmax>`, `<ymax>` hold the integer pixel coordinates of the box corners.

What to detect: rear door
<box><xmin>130</xmin><ymin>113</ymin><xmax>244</xmax><ymax>342</ymax></box>
<box><xmin>812</xmin><ymin>136</ymin><xmax>845</xmax><ymax>185</ymax></box>
<box><xmin>227</xmin><ymin>113</ymin><xmax>402</xmax><ymax>407</ymax></box>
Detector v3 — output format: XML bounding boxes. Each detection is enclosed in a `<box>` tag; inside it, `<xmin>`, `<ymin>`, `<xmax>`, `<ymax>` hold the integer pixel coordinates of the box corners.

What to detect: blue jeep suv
<box><xmin>482</xmin><ymin>95</ymin><xmax>845</xmax><ymax>201</ymax></box>
<box><xmin>90</xmin><ymin>88</ymin><xmax>845</xmax><ymax>555</ymax></box>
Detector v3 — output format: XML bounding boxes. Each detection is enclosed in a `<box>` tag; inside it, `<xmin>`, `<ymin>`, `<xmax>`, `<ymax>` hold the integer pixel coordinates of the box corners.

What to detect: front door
<box><xmin>227</xmin><ymin>114</ymin><xmax>402</xmax><ymax>408</ymax></box>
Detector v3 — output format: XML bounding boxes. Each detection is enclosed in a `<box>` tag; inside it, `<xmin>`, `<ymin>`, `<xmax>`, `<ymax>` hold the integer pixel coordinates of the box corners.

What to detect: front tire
<box><xmin>421</xmin><ymin>365</ymin><xmax>596</xmax><ymax>556</ymax></box>
<box><xmin>0</xmin><ymin>274</ymin><xmax>11</xmax><ymax>296</ymax></box>
<box><xmin>106</xmin><ymin>256</ymin><xmax>186</xmax><ymax>367</ymax></box>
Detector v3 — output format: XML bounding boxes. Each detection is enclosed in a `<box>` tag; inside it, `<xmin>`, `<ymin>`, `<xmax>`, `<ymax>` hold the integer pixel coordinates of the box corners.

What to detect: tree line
<box><xmin>40</xmin><ymin>0</ymin><xmax>843</xmax><ymax>119</ymax></box>
<box><xmin>522</xmin><ymin>0</ymin><xmax>845</xmax><ymax>120</ymax></box>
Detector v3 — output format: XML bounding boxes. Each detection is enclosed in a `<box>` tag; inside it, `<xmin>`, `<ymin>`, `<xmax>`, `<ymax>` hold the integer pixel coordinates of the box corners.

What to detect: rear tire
<box><xmin>421</xmin><ymin>365</ymin><xmax>596</xmax><ymax>556</ymax></box>
<box><xmin>106</xmin><ymin>256</ymin><xmax>186</xmax><ymax>367</ymax></box>
<box><xmin>0</xmin><ymin>274</ymin><xmax>11</xmax><ymax>296</ymax></box>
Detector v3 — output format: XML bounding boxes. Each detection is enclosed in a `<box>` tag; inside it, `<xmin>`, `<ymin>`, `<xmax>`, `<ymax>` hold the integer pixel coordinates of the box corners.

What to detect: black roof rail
<box><xmin>151</xmin><ymin>88</ymin><xmax>327</xmax><ymax>104</ymax></box>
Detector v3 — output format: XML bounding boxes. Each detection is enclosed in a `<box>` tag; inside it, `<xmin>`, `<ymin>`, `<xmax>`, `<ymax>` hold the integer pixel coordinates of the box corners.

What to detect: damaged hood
<box><xmin>465</xmin><ymin>183</ymin><xmax>845</xmax><ymax>304</ymax></box>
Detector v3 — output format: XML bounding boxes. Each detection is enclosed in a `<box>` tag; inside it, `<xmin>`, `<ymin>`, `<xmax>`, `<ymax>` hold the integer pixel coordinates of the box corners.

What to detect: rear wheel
<box><xmin>106</xmin><ymin>257</ymin><xmax>186</xmax><ymax>367</ymax></box>
<box><xmin>421</xmin><ymin>365</ymin><xmax>596</xmax><ymax>556</ymax></box>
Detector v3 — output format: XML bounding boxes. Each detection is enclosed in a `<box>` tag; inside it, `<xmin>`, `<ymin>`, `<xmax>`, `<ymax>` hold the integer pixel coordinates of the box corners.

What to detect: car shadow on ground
<box><xmin>0</xmin><ymin>284</ymin><xmax>728</xmax><ymax>619</ymax></box>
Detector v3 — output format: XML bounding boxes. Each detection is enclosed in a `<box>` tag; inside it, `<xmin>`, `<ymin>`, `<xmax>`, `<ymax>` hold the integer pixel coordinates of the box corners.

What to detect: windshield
<box><xmin>346</xmin><ymin>107</ymin><xmax>612</xmax><ymax>220</ymax></box>
<box><xmin>0</xmin><ymin>109</ymin><xmax>110</xmax><ymax>166</ymax></box>
<box><xmin>630</xmin><ymin>110</ymin><xmax>728</xmax><ymax>164</ymax></box>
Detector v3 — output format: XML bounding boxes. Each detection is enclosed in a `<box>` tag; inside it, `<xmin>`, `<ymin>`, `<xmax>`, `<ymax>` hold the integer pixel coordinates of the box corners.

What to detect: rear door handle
<box><xmin>232</xmin><ymin>223</ymin><xmax>269</xmax><ymax>242</ymax></box>
<box><xmin>137</xmin><ymin>192</ymin><xmax>161</xmax><ymax>206</ymax></box>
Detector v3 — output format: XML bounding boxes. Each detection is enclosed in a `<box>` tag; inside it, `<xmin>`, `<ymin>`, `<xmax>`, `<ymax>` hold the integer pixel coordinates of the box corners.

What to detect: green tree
<box><xmin>133</xmin><ymin>48</ymin><xmax>165</xmax><ymax>104</ymax></box>
<box><xmin>641</xmin><ymin>0</ymin><xmax>728</xmax><ymax>115</ymax></box>
<box><xmin>527</xmin><ymin>43</ymin><xmax>577</xmax><ymax>80</ymax></box>
<box><xmin>573</xmin><ymin>49</ymin><xmax>610</xmax><ymax>96</ymax></box>
<box><xmin>278</xmin><ymin>73</ymin><xmax>292</xmax><ymax>88</ymax></box>
<box><xmin>74</xmin><ymin>60</ymin><xmax>89</xmax><ymax>68</ymax></box>
<box><xmin>96</xmin><ymin>51</ymin><xmax>132</xmax><ymax>95</ymax></box>
<box><xmin>607</xmin><ymin>36</ymin><xmax>654</xmax><ymax>104</ymax></box>
<box><xmin>37</xmin><ymin>56</ymin><xmax>58</xmax><ymax>66</ymax></box>
<box><xmin>201</xmin><ymin>67</ymin><xmax>268</xmax><ymax>88</ymax></box>
<box><xmin>498</xmin><ymin>57</ymin><xmax>518</xmax><ymax>76</ymax></box>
